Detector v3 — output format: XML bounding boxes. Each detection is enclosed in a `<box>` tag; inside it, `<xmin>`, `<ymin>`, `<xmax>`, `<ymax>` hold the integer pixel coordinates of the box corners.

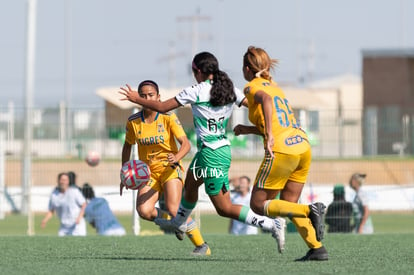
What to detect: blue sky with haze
<box><xmin>1</xmin><ymin>0</ymin><xmax>413</xmax><ymax>108</ymax></box>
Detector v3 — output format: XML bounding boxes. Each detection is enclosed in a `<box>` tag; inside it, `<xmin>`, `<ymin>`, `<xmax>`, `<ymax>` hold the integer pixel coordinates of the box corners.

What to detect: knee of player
<box><xmin>136</xmin><ymin>205</ymin><xmax>153</xmax><ymax>221</ymax></box>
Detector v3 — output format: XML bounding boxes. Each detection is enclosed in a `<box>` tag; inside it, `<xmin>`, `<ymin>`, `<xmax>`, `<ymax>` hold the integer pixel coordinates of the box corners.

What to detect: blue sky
<box><xmin>1</xmin><ymin>0</ymin><xmax>413</xmax><ymax>108</ymax></box>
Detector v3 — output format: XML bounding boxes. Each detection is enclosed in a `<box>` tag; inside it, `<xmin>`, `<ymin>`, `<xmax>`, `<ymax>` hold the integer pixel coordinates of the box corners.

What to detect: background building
<box><xmin>362</xmin><ymin>49</ymin><xmax>414</xmax><ymax>156</ymax></box>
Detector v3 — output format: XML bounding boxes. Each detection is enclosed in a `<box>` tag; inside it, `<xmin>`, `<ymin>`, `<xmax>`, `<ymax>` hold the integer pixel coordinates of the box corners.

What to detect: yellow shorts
<box><xmin>254</xmin><ymin>148</ymin><xmax>311</xmax><ymax>190</ymax></box>
<box><xmin>147</xmin><ymin>164</ymin><xmax>184</xmax><ymax>193</ymax></box>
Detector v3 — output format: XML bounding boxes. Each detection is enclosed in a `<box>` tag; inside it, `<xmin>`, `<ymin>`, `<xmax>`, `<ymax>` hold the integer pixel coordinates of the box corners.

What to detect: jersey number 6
<box><xmin>273</xmin><ymin>96</ymin><xmax>299</xmax><ymax>128</ymax></box>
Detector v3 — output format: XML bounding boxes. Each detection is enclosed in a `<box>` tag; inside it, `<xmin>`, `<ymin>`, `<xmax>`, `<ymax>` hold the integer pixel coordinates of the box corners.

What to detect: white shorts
<box><xmin>58</xmin><ymin>219</ymin><xmax>87</xmax><ymax>236</ymax></box>
<box><xmin>101</xmin><ymin>227</ymin><xmax>126</xmax><ymax>236</ymax></box>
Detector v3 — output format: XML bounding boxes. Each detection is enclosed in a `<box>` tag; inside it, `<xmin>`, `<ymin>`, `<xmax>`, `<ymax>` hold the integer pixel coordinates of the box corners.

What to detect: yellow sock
<box><xmin>157</xmin><ymin>208</ymin><xmax>171</xmax><ymax>220</ymax></box>
<box><xmin>265</xmin><ymin>199</ymin><xmax>309</xmax><ymax>218</ymax></box>
<box><xmin>185</xmin><ymin>220</ymin><xmax>205</xmax><ymax>247</ymax></box>
<box><xmin>291</xmin><ymin>217</ymin><xmax>322</xmax><ymax>249</ymax></box>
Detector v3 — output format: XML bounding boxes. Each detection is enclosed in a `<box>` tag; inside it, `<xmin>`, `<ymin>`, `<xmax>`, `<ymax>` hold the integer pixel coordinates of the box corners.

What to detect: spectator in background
<box><xmin>229</xmin><ymin>176</ymin><xmax>241</xmax><ymax>194</ymax></box>
<box><xmin>68</xmin><ymin>171</ymin><xmax>81</xmax><ymax>191</ymax></box>
<box><xmin>229</xmin><ymin>176</ymin><xmax>258</xmax><ymax>235</ymax></box>
<box><xmin>81</xmin><ymin>183</ymin><xmax>126</xmax><ymax>236</ymax></box>
<box><xmin>349</xmin><ymin>173</ymin><xmax>374</xmax><ymax>234</ymax></box>
<box><xmin>41</xmin><ymin>172</ymin><xmax>87</xmax><ymax>236</ymax></box>
<box><xmin>325</xmin><ymin>185</ymin><xmax>353</xmax><ymax>233</ymax></box>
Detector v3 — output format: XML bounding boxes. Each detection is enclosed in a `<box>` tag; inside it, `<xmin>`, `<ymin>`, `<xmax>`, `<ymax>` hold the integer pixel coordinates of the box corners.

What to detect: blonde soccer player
<box><xmin>120</xmin><ymin>80</ymin><xmax>210</xmax><ymax>255</ymax></box>
<box><xmin>233</xmin><ymin>46</ymin><xmax>328</xmax><ymax>261</ymax></box>
<box><xmin>119</xmin><ymin>52</ymin><xmax>285</xmax><ymax>254</ymax></box>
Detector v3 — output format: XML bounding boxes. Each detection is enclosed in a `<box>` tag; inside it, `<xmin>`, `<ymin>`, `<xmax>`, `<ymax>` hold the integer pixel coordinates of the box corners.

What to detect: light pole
<box><xmin>22</xmin><ymin>0</ymin><xmax>37</xmax><ymax>236</ymax></box>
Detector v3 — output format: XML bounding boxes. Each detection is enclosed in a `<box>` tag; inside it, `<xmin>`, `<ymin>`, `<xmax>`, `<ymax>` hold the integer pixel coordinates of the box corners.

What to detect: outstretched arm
<box><xmin>233</xmin><ymin>124</ymin><xmax>263</xmax><ymax>137</ymax></box>
<box><xmin>119</xmin><ymin>84</ymin><xmax>181</xmax><ymax>113</ymax></box>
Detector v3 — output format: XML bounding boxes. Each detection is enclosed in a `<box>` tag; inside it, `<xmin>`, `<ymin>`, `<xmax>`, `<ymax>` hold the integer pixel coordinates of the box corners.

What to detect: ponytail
<box><xmin>192</xmin><ymin>51</ymin><xmax>236</xmax><ymax>107</ymax></box>
<box><xmin>210</xmin><ymin>70</ymin><xmax>236</xmax><ymax>106</ymax></box>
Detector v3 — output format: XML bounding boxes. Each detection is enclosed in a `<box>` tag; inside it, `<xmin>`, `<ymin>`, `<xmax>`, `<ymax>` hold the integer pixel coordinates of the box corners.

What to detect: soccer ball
<box><xmin>85</xmin><ymin>151</ymin><xmax>100</xmax><ymax>167</ymax></box>
<box><xmin>120</xmin><ymin>159</ymin><xmax>151</xmax><ymax>190</ymax></box>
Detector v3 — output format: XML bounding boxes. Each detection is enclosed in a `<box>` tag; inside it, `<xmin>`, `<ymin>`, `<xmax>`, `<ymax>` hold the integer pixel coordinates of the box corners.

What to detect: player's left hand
<box><xmin>119</xmin><ymin>84</ymin><xmax>139</xmax><ymax>103</ymax></box>
<box><xmin>167</xmin><ymin>153</ymin><xmax>178</xmax><ymax>165</ymax></box>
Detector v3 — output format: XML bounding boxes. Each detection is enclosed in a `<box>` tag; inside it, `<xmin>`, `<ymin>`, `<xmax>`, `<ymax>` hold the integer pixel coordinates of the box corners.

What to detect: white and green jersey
<box><xmin>175</xmin><ymin>81</ymin><xmax>245</xmax><ymax>150</ymax></box>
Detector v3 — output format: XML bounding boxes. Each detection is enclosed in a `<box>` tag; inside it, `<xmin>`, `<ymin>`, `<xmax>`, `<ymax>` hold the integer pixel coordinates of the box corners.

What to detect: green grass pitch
<box><xmin>0</xmin><ymin>213</ymin><xmax>414</xmax><ymax>274</ymax></box>
<box><xmin>0</xmin><ymin>234</ymin><xmax>413</xmax><ymax>274</ymax></box>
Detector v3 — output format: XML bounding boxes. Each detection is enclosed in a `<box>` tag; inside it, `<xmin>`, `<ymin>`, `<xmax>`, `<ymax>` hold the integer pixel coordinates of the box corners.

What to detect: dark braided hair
<box><xmin>192</xmin><ymin>52</ymin><xmax>236</xmax><ymax>106</ymax></box>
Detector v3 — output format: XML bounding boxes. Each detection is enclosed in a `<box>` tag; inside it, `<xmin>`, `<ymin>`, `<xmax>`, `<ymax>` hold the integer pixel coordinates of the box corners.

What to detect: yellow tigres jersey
<box><xmin>125</xmin><ymin>111</ymin><xmax>186</xmax><ymax>171</ymax></box>
<box><xmin>244</xmin><ymin>77</ymin><xmax>310</xmax><ymax>154</ymax></box>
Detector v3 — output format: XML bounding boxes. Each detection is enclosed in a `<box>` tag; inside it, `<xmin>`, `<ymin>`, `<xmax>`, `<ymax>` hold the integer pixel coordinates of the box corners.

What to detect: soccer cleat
<box><xmin>154</xmin><ymin>218</ymin><xmax>188</xmax><ymax>240</ymax></box>
<box><xmin>271</xmin><ymin>217</ymin><xmax>286</xmax><ymax>253</ymax></box>
<box><xmin>171</xmin><ymin>218</ymin><xmax>188</xmax><ymax>233</ymax></box>
<box><xmin>175</xmin><ymin>230</ymin><xmax>185</xmax><ymax>241</ymax></box>
<box><xmin>309</xmin><ymin>202</ymin><xmax>326</xmax><ymax>241</ymax></box>
<box><xmin>192</xmin><ymin>242</ymin><xmax>211</xmax><ymax>256</ymax></box>
<box><xmin>295</xmin><ymin>246</ymin><xmax>328</xmax><ymax>261</ymax></box>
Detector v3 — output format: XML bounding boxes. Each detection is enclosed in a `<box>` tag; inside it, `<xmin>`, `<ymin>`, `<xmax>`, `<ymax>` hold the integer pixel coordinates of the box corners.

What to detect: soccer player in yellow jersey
<box><xmin>233</xmin><ymin>46</ymin><xmax>328</xmax><ymax>261</ymax></box>
<box><xmin>120</xmin><ymin>80</ymin><xmax>210</xmax><ymax>256</ymax></box>
<box><xmin>120</xmin><ymin>53</ymin><xmax>286</xmax><ymax>255</ymax></box>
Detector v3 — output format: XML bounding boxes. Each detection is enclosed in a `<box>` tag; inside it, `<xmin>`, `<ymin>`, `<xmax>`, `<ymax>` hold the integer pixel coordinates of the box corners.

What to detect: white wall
<box><xmin>2</xmin><ymin>184</ymin><xmax>413</xmax><ymax>214</ymax></box>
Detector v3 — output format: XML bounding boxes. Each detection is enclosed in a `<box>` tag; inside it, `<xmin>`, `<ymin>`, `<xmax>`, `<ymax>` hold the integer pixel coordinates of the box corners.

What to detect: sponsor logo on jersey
<box><xmin>285</xmin><ymin>135</ymin><xmax>304</xmax><ymax>146</ymax></box>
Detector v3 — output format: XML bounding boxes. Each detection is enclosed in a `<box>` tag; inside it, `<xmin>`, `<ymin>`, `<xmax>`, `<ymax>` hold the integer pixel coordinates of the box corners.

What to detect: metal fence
<box><xmin>1</xmin><ymin>105</ymin><xmax>413</xmax><ymax>159</ymax></box>
<box><xmin>0</xmin><ymin>106</ymin><xmax>413</xmax><ymax>223</ymax></box>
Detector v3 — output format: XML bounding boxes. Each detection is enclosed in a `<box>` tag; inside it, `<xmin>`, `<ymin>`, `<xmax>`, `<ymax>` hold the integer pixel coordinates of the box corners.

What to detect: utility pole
<box><xmin>157</xmin><ymin>41</ymin><xmax>186</xmax><ymax>88</ymax></box>
<box><xmin>176</xmin><ymin>9</ymin><xmax>212</xmax><ymax>80</ymax></box>
<box><xmin>64</xmin><ymin>0</ymin><xmax>72</xmax><ymax>156</ymax></box>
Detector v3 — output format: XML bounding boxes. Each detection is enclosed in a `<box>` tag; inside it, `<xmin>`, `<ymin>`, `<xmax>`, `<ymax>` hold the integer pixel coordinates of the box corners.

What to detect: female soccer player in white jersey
<box><xmin>119</xmin><ymin>52</ymin><xmax>285</xmax><ymax>253</ymax></box>
<box><xmin>120</xmin><ymin>80</ymin><xmax>210</xmax><ymax>255</ymax></box>
<box><xmin>41</xmin><ymin>172</ymin><xmax>87</xmax><ymax>236</ymax></box>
